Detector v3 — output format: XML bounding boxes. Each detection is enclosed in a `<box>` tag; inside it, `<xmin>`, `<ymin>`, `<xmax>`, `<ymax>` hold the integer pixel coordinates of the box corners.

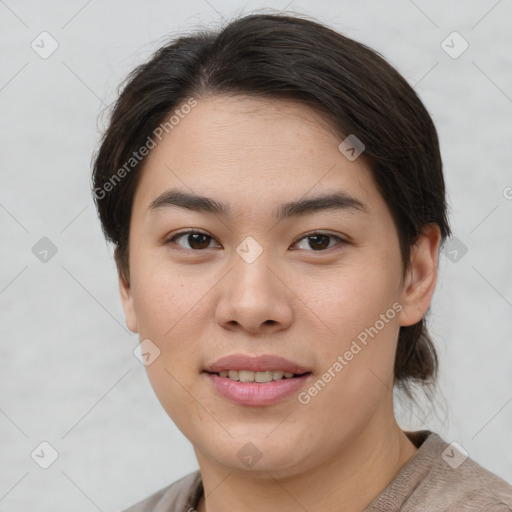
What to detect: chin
<box><xmin>195</xmin><ymin>433</ymin><xmax>317</xmax><ymax>477</ymax></box>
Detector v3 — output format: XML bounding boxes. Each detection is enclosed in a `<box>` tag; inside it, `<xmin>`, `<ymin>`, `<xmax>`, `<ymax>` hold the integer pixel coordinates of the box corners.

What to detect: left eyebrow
<box><xmin>148</xmin><ymin>188</ymin><xmax>368</xmax><ymax>220</ymax></box>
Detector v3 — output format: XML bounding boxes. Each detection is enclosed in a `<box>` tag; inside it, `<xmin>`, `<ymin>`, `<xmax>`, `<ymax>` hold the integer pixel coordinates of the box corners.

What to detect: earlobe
<box><xmin>115</xmin><ymin>250</ymin><xmax>138</xmax><ymax>333</ymax></box>
<box><xmin>399</xmin><ymin>223</ymin><xmax>442</xmax><ymax>327</ymax></box>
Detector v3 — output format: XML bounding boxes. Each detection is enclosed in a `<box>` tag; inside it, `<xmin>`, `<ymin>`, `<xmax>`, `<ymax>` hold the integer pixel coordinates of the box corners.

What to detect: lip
<box><xmin>202</xmin><ymin>353</ymin><xmax>312</xmax><ymax>407</ymax></box>
<box><xmin>204</xmin><ymin>372</ymin><xmax>312</xmax><ymax>406</ymax></box>
<box><xmin>203</xmin><ymin>353</ymin><xmax>311</xmax><ymax>374</ymax></box>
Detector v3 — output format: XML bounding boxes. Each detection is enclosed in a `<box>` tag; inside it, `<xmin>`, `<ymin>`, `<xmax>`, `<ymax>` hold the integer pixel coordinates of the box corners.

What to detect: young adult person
<box><xmin>91</xmin><ymin>12</ymin><xmax>512</xmax><ymax>512</ymax></box>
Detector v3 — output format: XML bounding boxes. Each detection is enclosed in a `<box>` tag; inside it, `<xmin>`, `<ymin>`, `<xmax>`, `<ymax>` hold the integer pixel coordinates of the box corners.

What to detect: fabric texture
<box><xmin>121</xmin><ymin>430</ymin><xmax>512</xmax><ymax>511</ymax></box>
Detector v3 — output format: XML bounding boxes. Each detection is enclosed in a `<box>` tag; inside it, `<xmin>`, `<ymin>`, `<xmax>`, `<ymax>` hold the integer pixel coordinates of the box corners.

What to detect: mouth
<box><xmin>202</xmin><ymin>369</ymin><xmax>313</xmax><ymax>406</ymax></box>
<box><xmin>204</xmin><ymin>369</ymin><xmax>312</xmax><ymax>383</ymax></box>
<box><xmin>202</xmin><ymin>353</ymin><xmax>313</xmax><ymax>405</ymax></box>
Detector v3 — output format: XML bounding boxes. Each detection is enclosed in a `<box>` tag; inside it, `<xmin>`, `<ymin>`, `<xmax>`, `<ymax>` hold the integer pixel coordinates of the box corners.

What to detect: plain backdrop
<box><xmin>1</xmin><ymin>0</ymin><xmax>511</xmax><ymax>510</ymax></box>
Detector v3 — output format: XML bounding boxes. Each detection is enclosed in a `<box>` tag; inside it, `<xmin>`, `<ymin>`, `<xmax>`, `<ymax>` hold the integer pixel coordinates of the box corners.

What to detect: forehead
<box><xmin>132</xmin><ymin>94</ymin><xmax>382</xmax><ymax>217</ymax></box>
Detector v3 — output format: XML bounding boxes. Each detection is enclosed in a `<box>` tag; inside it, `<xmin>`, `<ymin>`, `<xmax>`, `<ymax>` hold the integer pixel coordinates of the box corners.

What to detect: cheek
<box><xmin>129</xmin><ymin>255</ymin><xmax>217</xmax><ymax>377</ymax></box>
<box><xmin>299</xmin><ymin>284</ymin><xmax>400</xmax><ymax>437</ymax></box>
<box><xmin>131</xmin><ymin>254</ymin><xmax>194</xmax><ymax>334</ymax></box>
<box><xmin>308</xmin><ymin>256</ymin><xmax>401</xmax><ymax>392</ymax></box>
<box><xmin>130</xmin><ymin>266</ymin><xmax>208</xmax><ymax>426</ymax></box>
<box><xmin>317</xmin><ymin>258</ymin><xmax>400</xmax><ymax>338</ymax></box>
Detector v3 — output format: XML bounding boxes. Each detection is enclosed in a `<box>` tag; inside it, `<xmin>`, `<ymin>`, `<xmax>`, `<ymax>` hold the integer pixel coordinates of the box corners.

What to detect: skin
<box><xmin>118</xmin><ymin>94</ymin><xmax>441</xmax><ymax>512</ymax></box>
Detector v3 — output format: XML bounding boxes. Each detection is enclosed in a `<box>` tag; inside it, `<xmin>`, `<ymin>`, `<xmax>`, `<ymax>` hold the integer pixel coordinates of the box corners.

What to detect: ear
<box><xmin>115</xmin><ymin>248</ymin><xmax>138</xmax><ymax>333</ymax></box>
<box><xmin>399</xmin><ymin>223</ymin><xmax>442</xmax><ymax>327</ymax></box>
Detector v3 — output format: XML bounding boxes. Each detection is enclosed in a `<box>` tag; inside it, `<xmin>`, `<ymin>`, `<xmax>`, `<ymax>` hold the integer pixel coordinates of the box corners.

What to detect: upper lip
<box><xmin>203</xmin><ymin>354</ymin><xmax>311</xmax><ymax>374</ymax></box>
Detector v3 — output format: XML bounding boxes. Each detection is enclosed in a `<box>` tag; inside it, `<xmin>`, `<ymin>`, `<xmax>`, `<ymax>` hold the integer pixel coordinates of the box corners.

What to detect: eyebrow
<box><xmin>148</xmin><ymin>188</ymin><xmax>368</xmax><ymax>220</ymax></box>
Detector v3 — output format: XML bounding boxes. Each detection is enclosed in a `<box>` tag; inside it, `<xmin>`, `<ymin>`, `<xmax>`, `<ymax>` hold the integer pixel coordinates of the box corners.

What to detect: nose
<box><xmin>215</xmin><ymin>248</ymin><xmax>294</xmax><ymax>334</ymax></box>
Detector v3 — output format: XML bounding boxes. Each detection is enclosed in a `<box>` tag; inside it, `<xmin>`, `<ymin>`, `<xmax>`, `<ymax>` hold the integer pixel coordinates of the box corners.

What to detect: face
<box><xmin>119</xmin><ymin>94</ymin><xmax>438</xmax><ymax>477</ymax></box>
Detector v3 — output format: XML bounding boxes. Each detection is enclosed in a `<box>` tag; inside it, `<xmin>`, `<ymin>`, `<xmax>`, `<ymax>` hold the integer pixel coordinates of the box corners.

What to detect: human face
<box><xmin>119</xmin><ymin>94</ymin><xmax>430</xmax><ymax>477</ymax></box>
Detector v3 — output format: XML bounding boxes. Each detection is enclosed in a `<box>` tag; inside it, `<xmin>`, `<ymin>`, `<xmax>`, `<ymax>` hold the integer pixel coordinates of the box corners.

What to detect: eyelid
<box><xmin>164</xmin><ymin>229</ymin><xmax>349</xmax><ymax>251</ymax></box>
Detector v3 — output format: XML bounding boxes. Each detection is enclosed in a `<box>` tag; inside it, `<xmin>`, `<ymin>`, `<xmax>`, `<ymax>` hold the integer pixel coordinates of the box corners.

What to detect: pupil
<box><xmin>309</xmin><ymin>235</ymin><xmax>329</xmax><ymax>250</ymax></box>
<box><xmin>189</xmin><ymin>233</ymin><xmax>210</xmax><ymax>249</ymax></box>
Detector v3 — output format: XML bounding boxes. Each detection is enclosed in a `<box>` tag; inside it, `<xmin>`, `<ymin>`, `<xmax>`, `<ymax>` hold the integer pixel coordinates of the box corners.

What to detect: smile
<box><xmin>211</xmin><ymin>369</ymin><xmax>308</xmax><ymax>382</ymax></box>
<box><xmin>204</xmin><ymin>371</ymin><xmax>312</xmax><ymax>406</ymax></box>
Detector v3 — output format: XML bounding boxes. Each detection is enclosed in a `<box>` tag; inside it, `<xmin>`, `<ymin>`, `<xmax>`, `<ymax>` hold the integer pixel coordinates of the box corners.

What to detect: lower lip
<box><xmin>204</xmin><ymin>372</ymin><xmax>312</xmax><ymax>406</ymax></box>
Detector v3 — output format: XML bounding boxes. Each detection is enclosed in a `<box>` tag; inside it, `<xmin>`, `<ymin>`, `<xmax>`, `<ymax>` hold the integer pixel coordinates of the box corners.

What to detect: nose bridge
<box><xmin>232</xmin><ymin>234</ymin><xmax>276</xmax><ymax>298</ymax></box>
<box><xmin>216</xmin><ymin>234</ymin><xmax>293</xmax><ymax>331</ymax></box>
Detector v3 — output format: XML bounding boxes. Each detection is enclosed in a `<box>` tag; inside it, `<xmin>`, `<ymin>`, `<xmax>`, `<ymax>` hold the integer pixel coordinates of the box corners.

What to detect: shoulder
<box><xmin>120</xmin><ymin>470</ymin><xmax>202</xmax><ymax>512</ymax></box>
<box><xmin>420</xmin><ymin>432</ymin><xmax>512</xmax><ymax>510</ymax></box>
<box><xmin>367</xmin><ymin>430</ymin><xmax>512</xmax><ymax>511</ymax></box>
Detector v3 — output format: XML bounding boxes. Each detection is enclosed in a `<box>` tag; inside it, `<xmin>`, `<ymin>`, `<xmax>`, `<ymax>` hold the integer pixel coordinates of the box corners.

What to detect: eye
<box><xmin>164</xmin><ymin>230</ymin><xmax>347</xmax><ymax>252</ymax></box>
<box><xmin>166</xmin><ymin>230</ymin><xmax>220</xmax><ymax>251</ymax></box>
<box><xmin>292</xmin><ymin>231</ymin><xmax>346</xmax><ymax>251</ymax></box>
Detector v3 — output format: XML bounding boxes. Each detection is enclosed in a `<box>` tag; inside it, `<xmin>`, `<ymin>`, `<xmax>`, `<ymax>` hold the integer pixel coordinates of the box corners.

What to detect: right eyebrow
<box><xmin>148</xmin><ymin>188</ymin><xmax>368</xmax><ymax>220</ymax></box>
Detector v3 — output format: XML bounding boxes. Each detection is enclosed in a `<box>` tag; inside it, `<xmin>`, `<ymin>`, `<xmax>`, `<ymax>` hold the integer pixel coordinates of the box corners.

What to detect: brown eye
<box><xmin>166</xmin><ymin>230</ymin><xmax>346</xmax><ymax>252</ymax></box>
<box><xmin>167</xmin><ymin>231</ymin><xmax>218</xmax><ymax>250</ymax></box>
<box><xmin>293</xmin><ymin>232</ymin><xmax>345</xmax><ymax>251</ymax></box>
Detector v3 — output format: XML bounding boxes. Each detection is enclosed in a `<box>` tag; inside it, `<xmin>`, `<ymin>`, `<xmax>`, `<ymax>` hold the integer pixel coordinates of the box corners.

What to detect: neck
<box><xmin>195</xmin><ymin>402</ymin><xmax>418</xmax><ymax>512</ymax></box>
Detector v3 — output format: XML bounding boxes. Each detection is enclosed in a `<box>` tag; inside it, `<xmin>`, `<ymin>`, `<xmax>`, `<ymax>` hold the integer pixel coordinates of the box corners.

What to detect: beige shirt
<box><xmin>122</xmin><ymin>430</ymin><xmax>512</xmax><ymax>511</ymax></box>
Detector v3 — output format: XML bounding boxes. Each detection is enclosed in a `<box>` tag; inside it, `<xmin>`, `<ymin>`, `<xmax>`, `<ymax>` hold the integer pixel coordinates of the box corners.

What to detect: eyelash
<box><xmin>164</xmin><ymin>230</ymin><xmax>348</xmax><ymax>252</ymax></box>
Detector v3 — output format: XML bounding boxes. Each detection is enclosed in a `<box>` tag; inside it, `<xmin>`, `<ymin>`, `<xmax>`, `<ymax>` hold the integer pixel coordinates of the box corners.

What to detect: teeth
<box><xmin>239</xmin><ymin>370</ymin><xmax>255</xmax><ymax>382</ymax></box>
<box><xmin>255</xmin><ymin>371</ymin><xmax>273</xmax><ymax>383</ymax></box>
<box><xmin>217</xmin><ymin>370</ymin><xmax>298</xmax><ymax>382</ymax></box>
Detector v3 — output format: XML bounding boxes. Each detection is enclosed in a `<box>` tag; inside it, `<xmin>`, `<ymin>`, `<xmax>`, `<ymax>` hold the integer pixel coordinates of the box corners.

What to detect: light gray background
<box><xmin>1</xmin><ymin>0</ymin><xmax>511</xmax><ymax>510</ymax></box>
